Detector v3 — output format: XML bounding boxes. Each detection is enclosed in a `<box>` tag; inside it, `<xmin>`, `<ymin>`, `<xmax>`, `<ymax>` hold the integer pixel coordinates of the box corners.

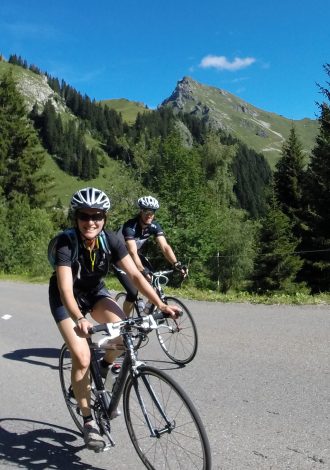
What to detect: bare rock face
<box><xmin>16</xmin><ymin>70</ymin><xmax>67</xmax><ymax>114</ymax></box>
<box><xmin>162</xmin><ymin>77</ymin><xmax>196</xmax><ymax>110</ymax></box>
<box><xmin>160</xmin><ymin>76</ymin><xmax>318</xmax><ymax>164</ymax></box>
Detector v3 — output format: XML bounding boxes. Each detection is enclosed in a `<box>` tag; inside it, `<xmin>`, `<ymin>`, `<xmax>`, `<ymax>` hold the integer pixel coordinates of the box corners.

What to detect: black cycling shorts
<box><xmin>49</xmin><ymin>278</ymin><xmax>112</xmax><ymax>323</ymax></box>
<box><xmin>114</xmin><ymin>267</ymin><xmax>138</xmax><ymax>302</ymax></box>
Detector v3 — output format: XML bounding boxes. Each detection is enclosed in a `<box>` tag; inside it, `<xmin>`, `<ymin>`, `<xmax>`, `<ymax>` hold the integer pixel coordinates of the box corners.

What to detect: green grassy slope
<box><xmin>101</xmin><ymin>98</ymin><xmax>151</xmax><ymax>124</ymax></box>
<box><xmin>162</xmin><ymin>77</ymin><xmax>320</xmax><ymax>168</ymax></box>
<box><xmin>0</xmin><ymin>61</ymin><xmax>143</xmax><ymax>214</ymax></box>
<box><xmin>43</xmin><ymin>151</ymin><xmax>137</xmax><ymax>205</ymax></box>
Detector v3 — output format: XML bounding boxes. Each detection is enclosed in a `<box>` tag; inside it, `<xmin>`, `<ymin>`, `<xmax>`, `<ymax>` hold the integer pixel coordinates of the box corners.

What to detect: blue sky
<box><xmin>1</xmin><ymin>0</ymin><xmax>329</xmax><ymax>120</ymax></box>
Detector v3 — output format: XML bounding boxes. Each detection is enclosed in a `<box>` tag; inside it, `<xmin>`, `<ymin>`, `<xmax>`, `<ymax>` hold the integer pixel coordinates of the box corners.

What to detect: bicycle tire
<box><xmin>59</xmin><ymin>344</ymin><xmax>84</xmax><ymax>433</ymax></box>
<box><xmin>156</xmin><ymin>296</ymin><xmax>198</xmax><ymax>364</ymax></box>
<box><xmin>123</xmin><ymin>365</ymin><xmax>211</xmax><ymax>470</ymax></box>
<box><xmin>115</xmin><ymin>292</ymin><xmax>144</xmax><ymax>350</ymax></box>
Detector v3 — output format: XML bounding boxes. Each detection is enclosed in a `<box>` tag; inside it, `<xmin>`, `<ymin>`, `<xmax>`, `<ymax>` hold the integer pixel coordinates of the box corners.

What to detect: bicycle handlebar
<box><xmin>88</xmin><ymin>310</ymin><xmax>182</xmax><ymax>337</ymax></box>
<box><xmin>152</xmin><ymin>269</ymin><xmax>174</xmax><ymax>277</ymax></box>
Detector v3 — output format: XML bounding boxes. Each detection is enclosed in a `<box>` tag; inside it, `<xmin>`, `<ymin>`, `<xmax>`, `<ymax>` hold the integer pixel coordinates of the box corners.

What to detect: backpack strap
<box><xmin>98</xmin><ymin>230</ymin><xmax>111</xmax><ymax>255</ymax></box>
<box><xmin>65</xmin><ymin>228</ymin><xmax>79</xmax><ymax>262</ymax></box>
<box><xmin>47</xmin><ymin>228</ymin><xmax>79</xmax><ymax>268</ymax></box>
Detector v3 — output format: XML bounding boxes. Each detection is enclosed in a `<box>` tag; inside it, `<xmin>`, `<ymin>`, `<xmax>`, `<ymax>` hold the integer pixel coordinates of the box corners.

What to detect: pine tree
<box><xmin>201</xmin><ymin>131</ymin><xmax>237</xmax><ymax>208</ymax></box>
<box><xmin>300</xmin><ymin>64</ymin><xmax>330</xmax><ymax>292</ymax></box>
<box><xmin>273</xmin><ymin>126</ymin><xmax>305</xmax><ymax>235</ymax></box>
<box><xmin>0</xmin><ymin>71</ymin><xmax>53</xmax><ymax>208</ymax></box>
<box><xmin>250</xmin><ymin>202</ymin><xmax>303</xmax><ymax>294</ymax></box>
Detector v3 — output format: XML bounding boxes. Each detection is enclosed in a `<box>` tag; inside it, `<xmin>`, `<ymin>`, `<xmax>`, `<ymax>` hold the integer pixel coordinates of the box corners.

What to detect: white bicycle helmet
<box><xmin>137</xmin><ymin>196</ymin><xmax>160</xmax><ymax>210</ymax></box>
<box><xmin>70</xmin><ymin>187</ymin><xmax>111</xmax><ymax>214</ymax></box>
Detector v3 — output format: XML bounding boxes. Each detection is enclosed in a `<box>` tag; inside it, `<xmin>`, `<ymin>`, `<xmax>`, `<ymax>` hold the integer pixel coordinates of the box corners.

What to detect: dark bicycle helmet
<box><xmin>70</xmin><ymin>187</ymin><xmax>111</xmax><ymax>214</ymax></box>
<box><xmin>137</xmin><ymin>196</ymin><xmax>160</xmax><ymax>210</ymax></box>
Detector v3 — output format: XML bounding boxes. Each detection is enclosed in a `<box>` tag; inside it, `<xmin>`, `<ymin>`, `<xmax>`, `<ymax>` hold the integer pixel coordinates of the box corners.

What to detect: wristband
<box><xmin>75</xmin><ymin>316</ymin><xmax>85</xmax><ymax>324</ymax></box>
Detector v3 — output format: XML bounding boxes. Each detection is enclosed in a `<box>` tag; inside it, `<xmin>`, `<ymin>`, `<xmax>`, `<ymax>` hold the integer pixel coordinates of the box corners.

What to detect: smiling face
<box><xmin>76</xmin><ymin>208</ymin><xmax>105</xmax><ymax>240</ymax></box>
<box><xmin>140</xmin><ymin>209</ymin><xmax>156</xmax><ymax>226</ymax></box>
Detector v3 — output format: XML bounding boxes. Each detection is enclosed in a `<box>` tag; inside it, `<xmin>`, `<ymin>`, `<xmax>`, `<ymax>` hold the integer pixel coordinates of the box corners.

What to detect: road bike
<box><xmin>59</xmin><ymin>311</ymin><xmax>211</xmax><ymax>469</ymax></box>
<box><xmin>115</xmin><ymin>268</ymin><xmax>198</xmax><ymax>365</ymax></box>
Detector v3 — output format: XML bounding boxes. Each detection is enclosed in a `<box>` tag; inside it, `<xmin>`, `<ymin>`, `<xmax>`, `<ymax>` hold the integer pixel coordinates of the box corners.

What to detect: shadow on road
<box><xmin>0</xmin><ymin>417</ymin><xmax>105</xmax><ymax>469</ymax></box>
<box><xmin>2</xmin><ymin>347</ymin><xmax>187</xmax><ymax>373</ymax></box>
<box><xmin>3</xmin><ymin>348</ymin><xmax>60</xmax><ymax>369</ymax></box>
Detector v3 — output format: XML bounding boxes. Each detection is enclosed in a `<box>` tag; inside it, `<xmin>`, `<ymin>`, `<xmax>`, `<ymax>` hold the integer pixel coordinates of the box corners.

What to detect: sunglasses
<box><xmin>77</xmin><ymin>212</ymin><xmax>105</xmax><ymax>222</ymax></box>
<box><xmin>141</xmin><ymin>209</ymin><xmax>156</xmax><ymax>216</ymax></box>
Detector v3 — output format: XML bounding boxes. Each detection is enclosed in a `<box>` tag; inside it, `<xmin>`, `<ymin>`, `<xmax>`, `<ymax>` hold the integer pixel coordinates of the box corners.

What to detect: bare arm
<box><xmin>126</xmin><ymin>239</ymin><xmax>145</xmax><ymax>272</ymax></box>
<box><xmin>156</xmin><ymin>235</ymin><xmax>188</xmax><ymax>278</ymax></box>
<box><xmin>117</xmin><ymin>254</ymin><xmax>180</xmax><ymax>317</ymax></box>
<box><xmin>156</xmin><ymin>235</ymin><xmax>177</xmax><ymax>265</ymax></box>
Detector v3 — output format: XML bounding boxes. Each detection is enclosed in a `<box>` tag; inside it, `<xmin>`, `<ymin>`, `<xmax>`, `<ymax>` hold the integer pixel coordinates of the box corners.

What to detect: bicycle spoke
<box><xmin>123</xmin><ymin>366</ymin><xmax>211</xmax><ymax>469</ymax></box>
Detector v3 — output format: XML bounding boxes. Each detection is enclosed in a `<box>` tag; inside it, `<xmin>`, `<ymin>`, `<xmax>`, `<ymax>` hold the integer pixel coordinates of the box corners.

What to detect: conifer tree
<box><xmin>201</xmin><ymin>131</ymin><xmax>237</xmax><ymax>208</ymax></box>
<box><xmin>300</xmin><ymin>64</ymin><xmax>330</xmax><ymax>292</ymax></box>
<box><xmin>250</xmin><ymin>201</ymin><xmax>303</xmax><ymax>294</ymax></box>
<box><xmin>0</xmin><ymin>71</ymin><xmax>53</xmax><ymax>207</ymax></box>
<box><xmin>273</xmin><ymin>126</ymin><xmax>305</xmax><ymax>236</ymax></box>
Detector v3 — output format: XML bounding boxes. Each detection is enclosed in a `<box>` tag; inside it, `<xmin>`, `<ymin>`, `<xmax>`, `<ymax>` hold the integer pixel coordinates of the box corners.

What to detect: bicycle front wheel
<box><xmin>156</xmin><ymin>296</ymin><xmax>198</xmax><ymax>364</ymax></box>
<box><xmin>59</xmin><ymin>344</ymin><xmax>84</xmax><ymax>433</ymax></box>
<box><xmin>123</xmin><ymin>365</ymin><xmax>211</xmax><ymax>470</ymax></box>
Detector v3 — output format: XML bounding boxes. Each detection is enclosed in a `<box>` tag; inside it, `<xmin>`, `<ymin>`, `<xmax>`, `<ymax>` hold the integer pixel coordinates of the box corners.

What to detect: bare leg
<box><xmin>58</xmin><ymin>317</ymin><xmax>91</xmax><ymax>417</ymax></box>
<box><xmin>91</xmin><ymin>297</ymin><xmax>125</xmax><ymax>363</ymax></box>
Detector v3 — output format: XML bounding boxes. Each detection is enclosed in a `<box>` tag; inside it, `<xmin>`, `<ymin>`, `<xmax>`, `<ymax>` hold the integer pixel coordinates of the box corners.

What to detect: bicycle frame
<box><xmin>88</xmin><ymin>314</ymin><xmax>166</xmax><ymax>436</ymax></box>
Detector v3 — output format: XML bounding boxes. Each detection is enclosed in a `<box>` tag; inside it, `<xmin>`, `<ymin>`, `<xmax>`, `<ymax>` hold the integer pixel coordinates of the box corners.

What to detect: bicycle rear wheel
<box><xmin>156</xmin><ymin>296</ymin><xmax>198</xmax><ymax>364</ymax></box>
<box><xmin>123</xmin><ymin>365</ymin><xmax>211</xmax><ymax>470</ymax></box>
<box><xmin>59</xmin><ymin>344</ymin><xmax>84</xmax><ymax>433</ymax></box>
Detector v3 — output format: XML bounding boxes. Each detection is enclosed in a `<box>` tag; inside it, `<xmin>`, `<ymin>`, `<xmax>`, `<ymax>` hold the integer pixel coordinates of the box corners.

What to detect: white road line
<box><xmin>1</xmin><ymin>314</ymin><xmax>12</xmax><ymax>320</ymax></box>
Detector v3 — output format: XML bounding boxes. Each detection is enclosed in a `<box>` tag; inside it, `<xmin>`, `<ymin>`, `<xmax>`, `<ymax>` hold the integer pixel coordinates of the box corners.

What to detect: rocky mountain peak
<box><xmin>160</xmin><ymin>76</ymin><xmax>318</xmax><ymax>167</ymax></box>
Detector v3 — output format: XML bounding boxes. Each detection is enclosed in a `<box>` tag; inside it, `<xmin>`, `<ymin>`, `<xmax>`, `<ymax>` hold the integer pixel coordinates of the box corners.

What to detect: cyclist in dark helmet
<box><xmin>48</xmin><ymin>187</ymin><xmax>180</xmax><ymax>452</ymax></box>
<box><xmin>115</xmin><ymin>195</ymin><xmax>188</xmax><ymax>315</ymax></box>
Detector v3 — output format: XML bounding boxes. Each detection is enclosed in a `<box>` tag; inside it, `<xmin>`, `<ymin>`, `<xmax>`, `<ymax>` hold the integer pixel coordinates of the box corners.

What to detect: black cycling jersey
<box><xmin>121</xmin><ymin>216</ymin><xmax>164</xmax><ymax>253</ymax></box>
<box><xmin>49</xmin><ymin>228</ymin><xmax>128</xmax><ymax>322</ymax></box>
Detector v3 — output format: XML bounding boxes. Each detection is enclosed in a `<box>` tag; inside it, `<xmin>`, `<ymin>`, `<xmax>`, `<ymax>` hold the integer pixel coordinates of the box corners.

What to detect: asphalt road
<box><xmin>0</xmin><ymin>281</ymin><xmax>329</xmax><ymax>469</ymax></box>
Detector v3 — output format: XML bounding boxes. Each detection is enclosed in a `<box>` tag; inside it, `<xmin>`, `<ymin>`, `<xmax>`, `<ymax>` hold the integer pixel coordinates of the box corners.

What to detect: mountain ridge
<box><xmin>160</xmin><ymin>76</ymin><xmax>319</xmax><ymax>167</ymax></box>
<box><xmin>0</xmin><ymin>58</ymin><xmax>318</xmax><ymax>169</ymax></box>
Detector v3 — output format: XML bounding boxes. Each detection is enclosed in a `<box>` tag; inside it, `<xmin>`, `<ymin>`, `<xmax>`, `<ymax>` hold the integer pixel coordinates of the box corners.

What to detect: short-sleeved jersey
<box><xmin>122</xmin><ymin>216</ymin><xmax>164</xmax><ymax>252</ymax></box>
<box><xmin>50</xmin><ymin>228</ymin><xmax>127</xmax><ymax>293</ymax></box>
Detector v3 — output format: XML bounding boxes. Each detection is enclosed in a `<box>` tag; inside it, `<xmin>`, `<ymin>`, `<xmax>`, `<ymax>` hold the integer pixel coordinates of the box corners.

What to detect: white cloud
<box><xmin>199</xmin><ymin>55</ymin><xmax>256</xmax><ymax>71</ymax></box>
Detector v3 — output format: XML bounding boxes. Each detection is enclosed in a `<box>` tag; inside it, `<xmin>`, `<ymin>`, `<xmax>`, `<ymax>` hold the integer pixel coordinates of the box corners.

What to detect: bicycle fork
<box><xmin>133</xmin><ymin>373</ymin><xmax>175</xmax><ymax>438</ymax></box>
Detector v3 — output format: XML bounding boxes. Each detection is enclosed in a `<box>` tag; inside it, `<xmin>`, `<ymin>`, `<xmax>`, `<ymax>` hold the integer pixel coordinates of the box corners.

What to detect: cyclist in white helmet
<box><xmin>48</xmin><ymin>187</ymin><xmax>180</xmax><ymax>452</ymax></box>
<box><xmin>116</xmin><ymin>195</ymin><xmax>188</xmax><ymax>315</ymax></box>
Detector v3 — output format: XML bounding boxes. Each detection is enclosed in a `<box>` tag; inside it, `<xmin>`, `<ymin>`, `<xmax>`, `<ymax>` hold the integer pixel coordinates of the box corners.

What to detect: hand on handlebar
<box><xmin>74</xmin><ymin>317</ymin><xmax>93</xmax><ymax>338</ymax></box>
<box><xmin>141</xmin><ymin>267</ymin><xmax>152</xmax><ymax>282</ymax></box>
<box><xmin>173</xmin><ymin>261</ymin><xmax>189</xmax><ymax>279</ymax></box>
<box><xmin>158</xmin><ymin>302</ymin><xmax>182</xmax><ymax>319</ymax></box>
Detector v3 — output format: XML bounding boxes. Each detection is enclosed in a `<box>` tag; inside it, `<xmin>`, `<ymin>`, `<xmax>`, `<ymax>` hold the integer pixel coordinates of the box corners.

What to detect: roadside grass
<box><xmin>1</xmin><ymin>273</ymin><xmax>329</xmax><ymax>305</ymax></box>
